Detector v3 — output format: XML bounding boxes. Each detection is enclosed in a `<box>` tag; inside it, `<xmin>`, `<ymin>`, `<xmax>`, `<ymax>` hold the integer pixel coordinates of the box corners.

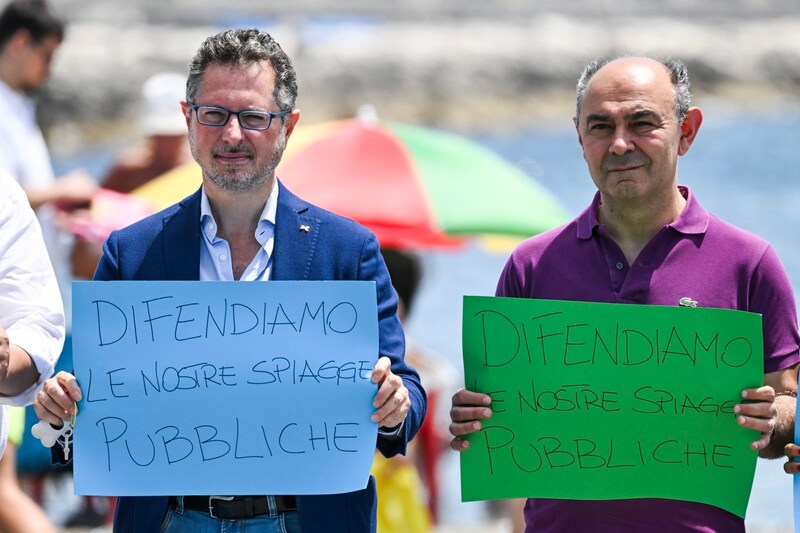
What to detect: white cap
<box><xmin>139</xmin><ymin>72</ymin><xmax>187</xmax><ymax>136</ymax></box>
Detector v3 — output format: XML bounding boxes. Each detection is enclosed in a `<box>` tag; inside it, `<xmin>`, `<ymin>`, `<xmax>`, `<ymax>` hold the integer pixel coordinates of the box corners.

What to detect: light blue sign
<box><xmin>72</xmin><ymin>280</ymin><xmax>379</xmax><ymax>496</ymax></box>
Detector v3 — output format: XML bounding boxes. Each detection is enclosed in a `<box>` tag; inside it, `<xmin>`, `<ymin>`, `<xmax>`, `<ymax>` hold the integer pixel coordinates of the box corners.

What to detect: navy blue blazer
<box><xmin>95</xmin><ymin>182</ymin><xmax>426</xmax><ymax>532</ymax></box>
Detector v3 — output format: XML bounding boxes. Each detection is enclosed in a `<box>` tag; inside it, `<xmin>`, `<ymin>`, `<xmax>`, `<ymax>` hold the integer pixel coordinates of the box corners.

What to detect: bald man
<box><xmin>449</xmin><ymin>56</ymin><xmax>799</xmax><ymax>532</ymax></box>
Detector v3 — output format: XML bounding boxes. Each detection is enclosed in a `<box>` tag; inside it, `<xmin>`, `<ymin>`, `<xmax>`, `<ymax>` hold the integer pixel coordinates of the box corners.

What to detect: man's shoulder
<box><xmin>508</xmin><ymin>219</ymin><xmax>579</xmax><ymax>259</ymax></box>
<box><xmin>705</xmin><ymin>212</ymin><xmax>771</xmax><ymax>252</ymax></box>
<box><xmin>111</xmin><ymin>189</ymin><xmax>198</xmax><ymax>243</ymax></box>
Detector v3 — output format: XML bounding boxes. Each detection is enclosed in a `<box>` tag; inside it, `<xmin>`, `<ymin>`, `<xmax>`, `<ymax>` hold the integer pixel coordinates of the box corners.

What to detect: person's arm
<box><xmin>359</xmin><ymin>232</ymin><xmax>425</xmax><ymax>456</ymax></box>
<box><xmin>738</xmin><ymin>244</ymin><xmax>800</xmax><ymax>458</ymax></box>
<box><xmin>24</xmin><ymin>169</ymin><xmax>97</xmax><ymax>211</ymax></box>
<box><xmin>0</xmin><ymin>172</ymin><xmax>65</xmax><ymax>401</ymax></box>
<box><xmin>0</xmin><ymin>327</ymin><xmax>44</xmax><ymax>396</ymax></box>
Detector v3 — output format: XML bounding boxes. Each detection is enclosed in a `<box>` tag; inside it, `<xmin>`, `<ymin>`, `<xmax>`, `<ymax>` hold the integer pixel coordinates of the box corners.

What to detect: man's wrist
<box><xmin>377</xmin><ymin>421</ymin><xmax>404</xmax><ymax>439</ymax></box>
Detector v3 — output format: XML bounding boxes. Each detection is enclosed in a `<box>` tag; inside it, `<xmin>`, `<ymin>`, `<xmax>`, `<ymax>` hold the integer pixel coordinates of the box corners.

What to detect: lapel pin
<box><xmin>299</xmin><ymin>225</ymin><xmax>311</xmax><ymax>233</ymax></box>
<box><xmin>678</xmin><ymin>297</ymin><xmax>698</xmax><ymax>308</ymax></box>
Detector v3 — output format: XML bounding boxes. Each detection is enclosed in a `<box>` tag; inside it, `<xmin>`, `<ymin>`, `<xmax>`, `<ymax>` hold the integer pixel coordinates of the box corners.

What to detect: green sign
<box><xmin>461</xmin><ymin>296</ymin><xmax>763</xmax><ymax>518</ymax></box>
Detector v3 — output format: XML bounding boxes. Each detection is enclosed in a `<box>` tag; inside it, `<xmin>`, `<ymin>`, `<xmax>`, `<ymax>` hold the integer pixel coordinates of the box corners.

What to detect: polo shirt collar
<box><xmin>576</xmin><ymin>185</ymin><xmax>709</xmax><ymax>240</ymax></box>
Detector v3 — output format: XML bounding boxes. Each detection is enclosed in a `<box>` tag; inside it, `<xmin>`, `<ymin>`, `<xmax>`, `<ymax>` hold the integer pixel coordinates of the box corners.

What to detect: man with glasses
<box><xmin>34</xmin><ymin>28</ymin><xmax>426</xmax><ymax>533</ymax></box>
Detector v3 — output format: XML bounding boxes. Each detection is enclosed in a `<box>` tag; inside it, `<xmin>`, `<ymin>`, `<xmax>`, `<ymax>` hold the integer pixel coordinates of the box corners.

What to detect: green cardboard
<box><xmin>461</xmin><ymin>297</ymin><xmax>763</xmax><ymax>518</ymax></box>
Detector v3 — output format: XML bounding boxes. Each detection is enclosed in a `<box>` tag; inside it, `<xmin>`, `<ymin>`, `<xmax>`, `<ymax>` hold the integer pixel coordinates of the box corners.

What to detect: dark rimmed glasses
<box><xmin>188</xmin><ymin>105</ymin><xmax>290</xmax><ymax>131</ymax></box>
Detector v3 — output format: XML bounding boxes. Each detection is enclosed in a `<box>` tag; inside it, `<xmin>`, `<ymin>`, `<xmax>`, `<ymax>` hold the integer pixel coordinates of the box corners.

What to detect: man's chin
<box><xmin>205</xmin><ymin>170</ymin><xmax>270</xmax><ymax>193</ymax></box>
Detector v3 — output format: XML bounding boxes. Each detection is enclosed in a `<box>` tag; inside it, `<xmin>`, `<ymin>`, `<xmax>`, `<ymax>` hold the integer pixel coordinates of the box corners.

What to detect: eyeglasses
<box><xmin>188</xmin><ymin>105</ymin><xmax>290</xmax><ymax>131</ymax></box>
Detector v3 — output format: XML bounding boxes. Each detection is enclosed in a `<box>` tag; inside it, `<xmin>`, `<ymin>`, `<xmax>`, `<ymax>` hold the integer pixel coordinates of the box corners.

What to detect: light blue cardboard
<box><xmin>71</xmin><ymin>280</ymin><xmax>379</xmax><ymax>496</ymax></box>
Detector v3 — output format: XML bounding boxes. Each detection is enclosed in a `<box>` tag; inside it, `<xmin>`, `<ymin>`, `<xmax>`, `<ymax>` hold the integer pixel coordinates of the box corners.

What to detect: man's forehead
<box><xmin>581</xmin><ymin>59</ymin><xmax>674</xmax><ymax>117</ymax></box>
<box><xmin>204</xmin><ymin>60</ymin><xmax>275</xmax><ymax>79</ymax></box>
<box><xmin>197</xmin><ymin>61</ymin><xmax>276</xmax><ymax>98</ymax></box>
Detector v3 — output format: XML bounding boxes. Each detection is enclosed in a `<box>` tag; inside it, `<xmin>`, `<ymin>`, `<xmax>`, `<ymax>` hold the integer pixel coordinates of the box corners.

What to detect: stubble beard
<box><xmin>192</xmin><ymin>131</ymin><xmax>287</xmax><ymax>193</ymax></box>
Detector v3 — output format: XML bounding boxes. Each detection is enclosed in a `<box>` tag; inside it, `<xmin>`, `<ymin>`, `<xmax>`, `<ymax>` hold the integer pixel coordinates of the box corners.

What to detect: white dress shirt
<box><xmin>199</xmin><ymin>182</ymin><xmax>277</xmax><ymax>282</ymax></box>
<box><xmin>0</xmin><ymin>168</ymin><xmax>65</xmax><ymax>458</ymax></box>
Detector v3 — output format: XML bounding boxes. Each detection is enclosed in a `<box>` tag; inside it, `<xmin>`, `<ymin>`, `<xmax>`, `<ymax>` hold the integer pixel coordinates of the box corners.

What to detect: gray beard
<box><xmin>194</xmin><ymin>129</ymin><xmax>287</xmax><ymax>193</ymax></box>
<box><xmin>205</xmin><ymin>161</ymin><xmax>272</xmax><ymax>193</ymax></box>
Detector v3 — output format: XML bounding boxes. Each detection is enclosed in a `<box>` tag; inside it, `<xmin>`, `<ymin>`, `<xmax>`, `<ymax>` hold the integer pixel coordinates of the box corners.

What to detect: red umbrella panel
<box><xmin>278</xmin><ymin>118</ymin><xmax>568</xmax><ymax>249</ymax></box>
<box><xmin>131</xmin><ymin>117</ymin><xmax>569</xmax><ymax>250</ymax></box>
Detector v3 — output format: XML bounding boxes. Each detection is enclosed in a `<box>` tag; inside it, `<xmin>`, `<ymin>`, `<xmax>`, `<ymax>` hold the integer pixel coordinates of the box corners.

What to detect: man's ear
<box><xmin>574</xmin><ymin>116</ymin><xmax>586</xmax><ymax>151</ymax></box>
<box><xmin>678</xmin><ymin>107</ymin><xmax>703</xmax><ymax>156</ymax></box>
<box><xmin>180</xmin><ymin>101</ymin><xmax>191</xmax><ymax>128</ymax></box>
<box><xmin>284</xmin><ymin>109</ymin><xmax>301</xmax><ymax>140</ymax></box>
<box><xmin>7</xmin><ymin>29</ymin><xmax>32</xmax><ymax>52</ymax></box>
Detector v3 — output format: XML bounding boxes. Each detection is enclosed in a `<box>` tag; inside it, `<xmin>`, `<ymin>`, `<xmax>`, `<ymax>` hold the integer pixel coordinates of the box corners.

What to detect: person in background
<box><xmin>449</xmin><ymin>55</ymin><xmax>799</xmax><ymax>532</ymax></box>
<box><xmin>34</xmin><ymin>28</ymin><xmax>425</xmax><ymax>533</ymax></box>
<box><xmin>100</xmin><ymin>71</ymin><xmax>191</xmax><ymax>193</ymax></box>
<box><xmin>0</xmin><ymin>168</ymin><xmax>65</xmax><ymax>531</ymax></box>
<box><xmin>0</xmin><ymin>0</ymin><xmax>96</xmax><ymax>262</ymax></box>
<box><xmin>374</xmin><ymin>248</ymin><xmax>456</xmax><ymax>532</ymax></box>
<box><xmin>69</xmin><ymin>71</ymin><xmax>191</xmax><ymax>280</ymax></box>
<box><xmin>0</xmin><ymin>3</ymin><xmax>94</xmax><ymax>526</ymax></box>
<box><xmin>0</xmin><ymin>407</ymin><xmax>55</xmax><ymax>533</ymax></box>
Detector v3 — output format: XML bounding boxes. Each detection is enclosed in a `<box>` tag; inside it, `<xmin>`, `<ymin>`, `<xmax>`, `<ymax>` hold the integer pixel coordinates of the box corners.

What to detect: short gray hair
<box><xmin>186</xmin><ymin>28</ymin><xmax>297</xmax><ymax>112</ymax></box>
<box><xmin>574</xmin><ymin>55</ymin><xmax>692</xmax><ymax>125</ymax></box>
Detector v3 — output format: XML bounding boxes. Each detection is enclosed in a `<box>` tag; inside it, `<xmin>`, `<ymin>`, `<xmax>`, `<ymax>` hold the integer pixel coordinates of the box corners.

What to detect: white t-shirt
<box><xmin>0</xmin><ymin>80</ymin><xmax>55</xmax><ymax>190</ymax></box>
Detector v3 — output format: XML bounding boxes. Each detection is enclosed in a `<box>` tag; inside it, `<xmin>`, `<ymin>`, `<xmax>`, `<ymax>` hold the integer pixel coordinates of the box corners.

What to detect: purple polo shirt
<box><xmin>497</xmin><ymin>186</ymin><xmax>800</xmax><ymax>532</ymax></box>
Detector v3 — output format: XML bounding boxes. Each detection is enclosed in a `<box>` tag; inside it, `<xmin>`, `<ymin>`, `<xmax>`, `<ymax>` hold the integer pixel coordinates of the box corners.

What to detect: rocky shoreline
<box><xmin>39</xmin><ymin>3</ymin><xmax>800</xmax><ymax>152</ymax></box>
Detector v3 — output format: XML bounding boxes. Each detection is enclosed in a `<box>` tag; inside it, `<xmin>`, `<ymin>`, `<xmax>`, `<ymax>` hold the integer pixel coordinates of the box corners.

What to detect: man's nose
<box><xmin>221</xmin><ymin>114</ymin><xmax>246</xmax><ymax>144</ymax></box>
<box><xmin>608</xmin><ymin>126</ymin><xmax>635</xmax><ymax>155</ymax></box>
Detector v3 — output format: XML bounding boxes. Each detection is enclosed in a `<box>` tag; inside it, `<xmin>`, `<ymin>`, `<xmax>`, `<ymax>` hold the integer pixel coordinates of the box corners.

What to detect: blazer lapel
<box><xmin>272</xmin><ymin>181</ymin><xmax>321</xmax><ymax>281</ymax></box>
<box><xmin>162</xmin><ymin>188</ymin><xmax>202</xmax><ymax>280</ymax></box>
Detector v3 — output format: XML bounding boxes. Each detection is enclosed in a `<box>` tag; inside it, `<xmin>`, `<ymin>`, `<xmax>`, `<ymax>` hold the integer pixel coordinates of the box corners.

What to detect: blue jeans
<box><xmin>161</xmin><ymin>497</ymin><xmax>301</xmax><ymax>533</ymax></box>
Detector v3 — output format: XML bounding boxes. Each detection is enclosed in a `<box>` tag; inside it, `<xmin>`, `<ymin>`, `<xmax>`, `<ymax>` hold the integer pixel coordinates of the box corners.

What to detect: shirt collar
<box><xmin>576</xmin><ymin>185</ymin><xmax>709</xmax><ymax>240</ymax></box>
<box><xmin>200</xmin><ymin>180</ymin><xmax>280</xmax><ymax>245</ymax></box>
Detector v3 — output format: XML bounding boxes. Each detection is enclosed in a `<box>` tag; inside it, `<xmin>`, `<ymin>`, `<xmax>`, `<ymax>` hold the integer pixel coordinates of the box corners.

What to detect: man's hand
<box><xmin>783</xmin><ymin>443</ymin><xmax>800</xmax><ymax>474</ymax></box>
<box><xmin>371</xmin><ymin>356</ymin><xmax>410</xmax><ymax>429</ymax></box>
<box><xmin>449</xmin><ymin>388</ymin><xmax>492</xmax><ymax>451</ymax></box>
<box><xmin>52</xmin><ymin>170</ymin><xmax>98</xmax><ymax>210</ymax></box>
<box><xmin>34</xmin><ymin>371</ymin><xmax>82</xmax><ymax>426</ymax></box>
<box><xmin>735</xmin><ymin>385</ymin><xmax>776</xmax><ymax>452</ymax></box>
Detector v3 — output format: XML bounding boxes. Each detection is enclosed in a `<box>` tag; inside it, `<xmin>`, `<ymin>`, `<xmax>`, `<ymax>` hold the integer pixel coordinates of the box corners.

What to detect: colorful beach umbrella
<box><xmin>132</xmin><ymin>113</ymin><xmax>568</xmax><ymax>249</ymax></box>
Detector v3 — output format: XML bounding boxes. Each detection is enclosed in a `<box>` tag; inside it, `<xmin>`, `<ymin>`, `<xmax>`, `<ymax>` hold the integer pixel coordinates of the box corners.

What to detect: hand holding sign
<box><xmin>449</xmin><ymin>388</ymin><xmax>492</xmax><ymax>451</ymax></box>
<box><xmin>784</xmin><ymin>443</ymin><xmax>800</xmax><ymax>474</ymax></box>
<box><xmin>370</xmin><ymin>356</ymin><xmax>411</xmax><ymax>429</ymax></box>
<box><xmin>34</xmin><ymin>370</ymin><xmax>82</xmax><ymax>426</ymax></box>
<box><xmin>735</xmin><ymin>386</ymin><xmax>777</xmax><ymax>452</ymax></box>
